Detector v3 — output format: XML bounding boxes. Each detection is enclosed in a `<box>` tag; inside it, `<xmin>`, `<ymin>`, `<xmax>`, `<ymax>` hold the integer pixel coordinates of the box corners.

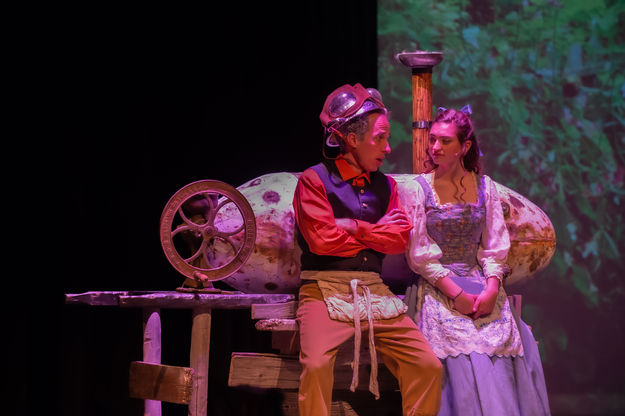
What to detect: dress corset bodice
<box><xmin>416</xmin><ymin>175</ymin><xmax>486</xmax><ymax>276</ymax></box>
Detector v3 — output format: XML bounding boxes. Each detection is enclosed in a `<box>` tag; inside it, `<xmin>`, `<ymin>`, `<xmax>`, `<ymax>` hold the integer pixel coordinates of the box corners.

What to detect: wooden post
<box><xmin>189</xmin><ymin>306</ymin><xmax>212</xmax><ymax>416</ymax></box>
<box><xmin>411</xmin><ymin>68</ymin><xmax>433</xmax><ymax>174</ymax></box>
<box><xmin>143</xmin><ymin>308</ymin><xmax>162</xmax><ymax>416</ymax></box>
<box><xmin>395</xmin><ymin>51</ymin><xmax>444</xmax><ymax>174</ymax></box>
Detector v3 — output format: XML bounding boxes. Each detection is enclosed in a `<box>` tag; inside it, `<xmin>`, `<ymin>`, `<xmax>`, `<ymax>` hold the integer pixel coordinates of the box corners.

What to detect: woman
<box><xmin>404</xmin><ymin>106</ymin><xmax>550</xmax><ymax>415</ymax></box>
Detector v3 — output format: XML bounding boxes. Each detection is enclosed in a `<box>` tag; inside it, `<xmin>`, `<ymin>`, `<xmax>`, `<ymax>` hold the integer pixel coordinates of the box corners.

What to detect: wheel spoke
<box><xmin>204</xmin><ymin>193</ymin><xmax>220</xmax><ymax>225</ymax></box>
<box><xmin>177</xmin><ymin>206</ymin><xmax>194</xmax><ymax>225</ymax></box>
<box><xmin>171</xmin><ymin>224</ymin><xmax>194</xmax><ymax>237</ymax></box>
<box><xmin>184</xmin><ymin>238</ymin><xmax>207</xmax><ymax>263</ymax></box>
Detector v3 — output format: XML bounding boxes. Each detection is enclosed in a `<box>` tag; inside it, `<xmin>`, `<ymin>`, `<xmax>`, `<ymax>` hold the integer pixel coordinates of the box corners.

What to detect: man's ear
<box><xmin>344</xmin><ymin>132</ymin><xmax>359</xmax><ymax>149</ymax></box>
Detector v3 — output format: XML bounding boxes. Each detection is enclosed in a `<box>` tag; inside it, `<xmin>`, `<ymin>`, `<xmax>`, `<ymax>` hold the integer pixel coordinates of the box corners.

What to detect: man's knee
<box><xmin>422</xmin><ymin>353</ymin><xmax>443</xmax><ymax>379</ymax></box>
<box><xmin>300</xmin><ymin>353</ymin><xmax>333</xmax><ymax>375</ymax></box>
<box><xmin>403</xmin><ymin>350</ymin><xmax>442</xmax><ymax>380</ymax></box>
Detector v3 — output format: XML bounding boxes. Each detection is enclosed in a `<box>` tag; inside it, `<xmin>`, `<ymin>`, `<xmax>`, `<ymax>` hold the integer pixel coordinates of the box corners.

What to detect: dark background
<box><xmin>26</xmin><ymin>1</ymin><xmax>380</xmax><ymax>415</ymax></box>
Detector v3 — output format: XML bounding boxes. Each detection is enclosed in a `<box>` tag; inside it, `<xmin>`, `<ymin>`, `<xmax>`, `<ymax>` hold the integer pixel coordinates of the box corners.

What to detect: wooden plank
<box><xmin>228</xmin><ymin>352</ymin><xmax>398</xmax><ymax>391</ymax></box>
<box><xmin>255</xmin><ymin>319</ymin><xmax>298</xmax><ymax>332</ymax></box>
<box><xmin>251</xmin><ymin>301</ymin><xmax>298</xmax><ymax>319</ymax></box>
<box><xmin>129</xmin><ymin>361</ymin><xmax>194</xmax><ymax>404</ymax></box>
<box><xmin>64</xmin><ymin>291</ymin><xmax>126</xmax><ymax>306</ymax></box>
<box><xmin>119</xmin><ymin>292</ymin><xmax>295</xmax><ymax>309</ymax></box>
<box><xmin>65</xmin><ymin>291</ymin><xmax>295</xmax><ymax>309</ymax></box>
<box><xmin>229</xmin><ymin>353</ymin><xmax>300</xmax><ymax>389</ymax></box>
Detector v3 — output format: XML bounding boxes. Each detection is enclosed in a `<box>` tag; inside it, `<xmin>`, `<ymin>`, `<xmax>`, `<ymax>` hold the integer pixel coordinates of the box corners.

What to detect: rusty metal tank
<box><xmin>209</xmin><ymin>172</ymin><xmax>556</xmax><ymax>294</ymax></box>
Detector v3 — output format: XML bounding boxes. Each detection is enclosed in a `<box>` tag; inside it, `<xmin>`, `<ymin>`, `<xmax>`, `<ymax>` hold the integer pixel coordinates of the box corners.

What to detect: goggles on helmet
<box><xmin>320</xmin><ymin>83</ymin><xmax>386</xmax><ymax>148</ymax></box>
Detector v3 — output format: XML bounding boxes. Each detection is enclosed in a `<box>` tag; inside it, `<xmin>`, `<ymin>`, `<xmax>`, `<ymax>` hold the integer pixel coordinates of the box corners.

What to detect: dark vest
<box><xmin>297</xmin><ymin>160</ymin><xmax>391</xmax><ymax>273</ymax></box>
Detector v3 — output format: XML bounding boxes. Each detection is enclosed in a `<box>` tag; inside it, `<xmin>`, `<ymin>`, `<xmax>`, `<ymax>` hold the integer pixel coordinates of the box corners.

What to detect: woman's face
<box><xmin>428</xmin><ymin>122</ymin><xmax>467</xmax><ymax>169</ymax></box>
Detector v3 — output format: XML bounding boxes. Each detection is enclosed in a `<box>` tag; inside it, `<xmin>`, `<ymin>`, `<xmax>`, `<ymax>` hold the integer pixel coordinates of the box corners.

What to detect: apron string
<box><xmin>349</xmin><ymin>279</ymin><xmax>380</xmax><ymax>399</ymax></box>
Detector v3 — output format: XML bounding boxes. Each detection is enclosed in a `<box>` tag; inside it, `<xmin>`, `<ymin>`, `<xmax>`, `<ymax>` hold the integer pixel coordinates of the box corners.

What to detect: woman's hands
<box><xmin>452</xmin><ymin>291</ymin><xmax>477</xmax><ymax>315</ymax></box>
<box><xmin>452</xmin><ymin>289</ymin><xmax>497</xmax><ymax>319</ymax></box>
<box><xmin>471</xmin><ymin>287</ymin><xmax>498</xmax><ymax>319</ymax></box>
<box><xmin>470</xmin><ymin>277</ymin><xmax>500</xmax><ymax>319</ymax></box>
<box><xmin>436</xmin><ymin>274</ymin><xmax>500</xmax><ymax>319</ymax></box>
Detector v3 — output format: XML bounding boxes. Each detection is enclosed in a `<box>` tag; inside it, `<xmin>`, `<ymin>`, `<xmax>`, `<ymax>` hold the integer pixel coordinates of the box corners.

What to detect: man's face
<box><xmin>350</xmin><ymin>112</ymin><xmax>391</xmax><ymax>173</ymax></box>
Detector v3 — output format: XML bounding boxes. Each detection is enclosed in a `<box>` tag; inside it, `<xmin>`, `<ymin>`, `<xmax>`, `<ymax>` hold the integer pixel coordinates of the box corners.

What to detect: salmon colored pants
<box><xmin>296</xmin><ymin>283</ymin><xmax>442</xmax><ymax>416</ymax></box>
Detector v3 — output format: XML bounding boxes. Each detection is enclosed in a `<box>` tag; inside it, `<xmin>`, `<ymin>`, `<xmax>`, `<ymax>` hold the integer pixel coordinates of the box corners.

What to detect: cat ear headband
<box><xmin>436</xmin><ymin>104</ymin><xmax>472</xmax><ymax>115</ymax></box>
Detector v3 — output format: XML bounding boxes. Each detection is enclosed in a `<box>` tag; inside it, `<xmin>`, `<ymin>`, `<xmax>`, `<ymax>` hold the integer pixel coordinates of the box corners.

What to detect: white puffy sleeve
<box><xmin>478</xmin><ymin>175</ymin><xmax>510</xmax><ymax>280</ymax></box>
<box><xmin>405</xmin><ymin>177</ymin><xmax>450</xmax><ymax>285</ymax></box>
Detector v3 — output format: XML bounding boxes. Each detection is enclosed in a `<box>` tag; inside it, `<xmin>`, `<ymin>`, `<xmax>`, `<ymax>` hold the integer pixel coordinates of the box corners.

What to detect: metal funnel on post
<box><xmin>395</xmin><ymin>51</ymin><xmax>444</xmax><ymax>174</ymax></box>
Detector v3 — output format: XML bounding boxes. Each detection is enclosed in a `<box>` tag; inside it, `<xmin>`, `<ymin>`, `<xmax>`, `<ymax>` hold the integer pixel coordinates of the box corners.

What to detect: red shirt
<box><xmin>293</xmin><ymin>156</ymin><xmax>412</xmax><ymax>257</ymax></box>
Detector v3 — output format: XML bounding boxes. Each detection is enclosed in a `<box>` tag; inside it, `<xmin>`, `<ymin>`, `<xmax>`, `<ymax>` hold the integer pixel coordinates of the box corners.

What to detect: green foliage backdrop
<box><xmin>378</xmin><ymin>0</ymin><xmax>625</xmax><ymax>412</ymax></box>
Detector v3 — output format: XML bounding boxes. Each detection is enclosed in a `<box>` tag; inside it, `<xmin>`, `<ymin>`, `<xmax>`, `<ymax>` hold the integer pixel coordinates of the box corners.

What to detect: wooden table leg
<box><xmin>143</xmin><ymin>308</ymin><xmax>162</xmax><ymax>416</ymax></box>
<box><xmin>189</xmin><ymin>306</ymin><xmax>211</xmax><ymax>416</ymax></box>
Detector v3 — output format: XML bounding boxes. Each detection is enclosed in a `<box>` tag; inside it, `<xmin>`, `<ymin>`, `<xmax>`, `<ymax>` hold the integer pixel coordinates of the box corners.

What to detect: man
<box><xmin>293</xmin><ymin>83</ymin><xmax>442</xmax><ymax>416</ymax></box>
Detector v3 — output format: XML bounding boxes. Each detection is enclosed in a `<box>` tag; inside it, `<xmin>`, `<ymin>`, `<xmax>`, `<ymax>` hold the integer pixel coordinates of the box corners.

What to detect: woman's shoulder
<box><xmin>476</xmin><ymin>172</ymin><xmax>495</xmax><ymax>187</ymax></box>
<box><xmin>475</xmin><ymin>173</ymin><xmax>505</xmax><ymax>202</ymax></box>
<box><xmin>416</xmin><ymin>171</ymin><xmax>435</xmax><ymax>185</ymax></box>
